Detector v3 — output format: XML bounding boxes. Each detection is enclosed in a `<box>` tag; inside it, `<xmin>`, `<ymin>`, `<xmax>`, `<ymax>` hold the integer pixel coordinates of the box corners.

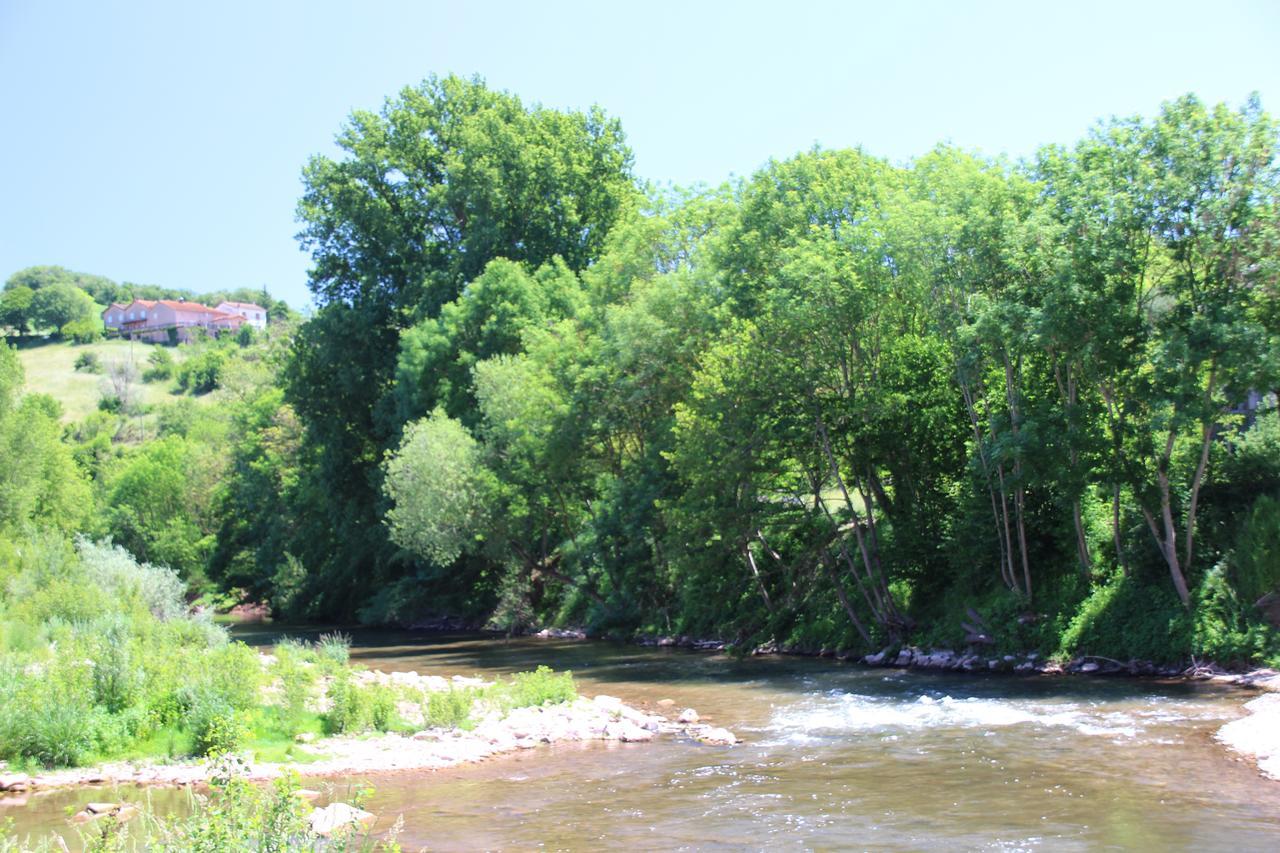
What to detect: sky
<box><xmin>2</xmin><ymin>1</ymin><xmax>1279</xmax><ymax>310</ymax></box>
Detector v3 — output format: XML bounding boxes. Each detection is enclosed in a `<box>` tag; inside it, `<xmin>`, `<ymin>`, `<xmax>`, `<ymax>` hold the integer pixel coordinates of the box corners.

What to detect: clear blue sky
<box><xmin>3</xmin><ymin>0</ymin><xmax>1278</xmax><ymax>309</ymax></box>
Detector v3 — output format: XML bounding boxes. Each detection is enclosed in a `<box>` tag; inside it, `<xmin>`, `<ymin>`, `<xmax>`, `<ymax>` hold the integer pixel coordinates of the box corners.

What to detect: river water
<box><xmin>7</xmin><ymin>627</ymin><xmax>1280</xmax><ymax>850</ymax></box>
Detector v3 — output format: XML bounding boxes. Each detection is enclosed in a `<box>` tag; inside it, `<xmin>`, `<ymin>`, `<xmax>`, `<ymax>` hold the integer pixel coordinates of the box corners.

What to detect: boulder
<box><xmin>604</xmin><ymin>720</ymin><xmax>654</xmax><ymax>742</ymax></box>
<box><xmin>695</xmin><ymin>726</ymin><xmax>739</xmax><ymax>745</ymax></box>
<box><xmin>0</xmin><ymin>773</ymin><xmax>29</xmax><ymax>793</ymax></box>
<box><xmin>677</xmin><ymin>708</ymin><xmax>700</xmax><ymax>724</ymax></box>
<box><xmin>656</xmin><ymin>698</ymin><xmax>675</xmax><ymax>708</ymax></box>
<box><xmin>592</xmin><ymin>694</ymin><xmax>625</xmax><ymax>713</ymax></box>
<box><xmin>308</xmin><ymin>802</ymin><xmax>375</xmax><ymax>838</ymax></box>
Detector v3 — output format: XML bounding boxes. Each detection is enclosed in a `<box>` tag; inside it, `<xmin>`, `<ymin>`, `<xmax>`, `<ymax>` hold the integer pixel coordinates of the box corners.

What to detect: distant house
<box><xmin>102</xmin><ymin>298</ymin><xmax>246</xmax><ymax>343</ymax></box>
<box><xmin>214</xmin><ymin>301</ymin><xmax>268</xmax><ymax>330</ymax></box>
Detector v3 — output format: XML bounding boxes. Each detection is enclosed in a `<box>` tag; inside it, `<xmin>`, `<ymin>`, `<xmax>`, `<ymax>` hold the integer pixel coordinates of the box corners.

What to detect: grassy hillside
<box><xmin>16</xmin><ymin>338</ymin><xmax>196</xmax><ymax>421</ymax></box>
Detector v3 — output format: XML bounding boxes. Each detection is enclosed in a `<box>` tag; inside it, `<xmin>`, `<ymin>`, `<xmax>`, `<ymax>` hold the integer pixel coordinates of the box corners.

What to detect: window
<box><xmin>128</xmin><ymin>311</ymin><xmax>135</xmax><ymax>320</ymax></box>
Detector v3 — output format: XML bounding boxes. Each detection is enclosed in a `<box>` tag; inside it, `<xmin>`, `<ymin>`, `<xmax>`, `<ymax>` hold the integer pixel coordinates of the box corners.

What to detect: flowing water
<box><xmin>6</xmin><ymin>627</ymin><xmax>1280</xmax><ymax>850</ymax></box>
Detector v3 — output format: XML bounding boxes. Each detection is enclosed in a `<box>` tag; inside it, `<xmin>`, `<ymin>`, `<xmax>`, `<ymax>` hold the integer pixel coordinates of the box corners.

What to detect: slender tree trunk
<box><xmin>1184</xmin><ymin>420</ymin><xmax>1215</xmax><ymax>572</ymax></box>
<box><xmin>821</xmin><ymin>554</ymin><xmax>872</xmax><ymax>645</ymax></box>
<box><xmin>960</xmin><ymin>380</ymin><xmax>1016</xmax><ymax>591</ymax></box>
<box><xmin>1145</xmin><ymin>429</ymin><xmax>1192</xmax><ymax>608</ymax></box>
<box><xmin>743</xmin><ymin>541</ymin><xmax>775</xmax><ymax>615</ymax></box>
<box><xmin>1112</xmin><ymin>484</ymin><xmax>1126</xmax><ymax>575</ymax></box>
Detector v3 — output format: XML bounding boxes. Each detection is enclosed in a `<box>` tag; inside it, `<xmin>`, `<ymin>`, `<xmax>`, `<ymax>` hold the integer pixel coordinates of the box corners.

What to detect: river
<box><xmin>7</xmin><ymin>627</ymin><xmax>1280</xmax><ymax>850</ymax></box>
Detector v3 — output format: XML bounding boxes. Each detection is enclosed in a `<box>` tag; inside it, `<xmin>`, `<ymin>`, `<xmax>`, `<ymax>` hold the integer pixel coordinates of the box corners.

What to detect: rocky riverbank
<box><xmin>1216</xmin><ymin>681</ymin><xmax>1280</xmax><ymax>781</ymax></box>
<box><xmin>0</xmin><ymin>668</ymin><xmax>737</xmax><ymax>797</ymax></box>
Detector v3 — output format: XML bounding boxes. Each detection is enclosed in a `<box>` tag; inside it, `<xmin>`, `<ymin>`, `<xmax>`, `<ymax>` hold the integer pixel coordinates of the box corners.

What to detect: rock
<box><xmin>75</xmin><ymin>803</ymin><xmax>138</xmax><ymax>824</ymax></box>
<box><xmin>677</xmin><ymin>708</ymin><xmax>700</xmax><ymax>724</ymax></box>
<box><xmin>863</xmin><ymin>650</ymin><xmax>887</xmax><ymax>666</ymax></box>
<box><xmin>294</xmin><ymin>731</ymin><xmax>317</xmax><ymax>743</ymax></box>
<box><xmin>308</xmin><ymin>802</ymin><xmax>375</xmax><ymax>838</ymax></box>
<box><xmin>695</xmin><ymin>726</ymin><xmax>739</xmax><ymax>745</ymax></box>
<box><xmin>0</xmin><ymin>773</ymin><xmax>29</xmax><ymax>792</ymax></box>
<box><xmin>895</xmin><ymin>649</ymin><xmax>913</xmax><ymax>666</ymax></box>
<box><xmin>656</xmin><ymin>698</ymin><xmax>675</xmax><ymax>707</ymax></box>
<box><xmin>604</xmin><ymin>720</ymin><xmax>654</xmax><ymax>742</ymax></box>
<box><xmin>593</xmin><ymin>694</ymin><xmax>625</xmax><ymax>712</ymax></box>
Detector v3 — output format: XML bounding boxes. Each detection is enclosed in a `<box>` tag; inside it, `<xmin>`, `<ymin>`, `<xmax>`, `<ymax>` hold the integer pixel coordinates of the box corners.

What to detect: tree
<box><xmin>286</xmin><ymin>74</ymin><xmax>637</xmax><ymax>614</ymax></box>
<box><xmin>383</xmin><ymin>411</ymin><xmax>495</xmax><ymax>566</ymax></box>
<box><xmin>0</xmin><ymin>344</ymin><xmax>91</xmax><ymax>534</ymax></box>
<box><xmin>29</xmin><ymin>283</ymin><xmax>96</xmax><ymax>336</ymax></box>
<box><xmin>5</xmin><ymin>265</ymin><xmax>122</xmax><ymax>306</ymax></box>
<box><xmin>0</xmin><ymin>286</ymin><xmax>34</xmax><ymax>334</ymax></box>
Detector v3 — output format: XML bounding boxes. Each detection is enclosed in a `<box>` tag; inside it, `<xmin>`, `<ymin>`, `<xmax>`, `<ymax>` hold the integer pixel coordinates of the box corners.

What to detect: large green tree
<box><xmin>285</xmin><ymin>75</ymin><xmax>637</xmax><ymax>614</ymax></box>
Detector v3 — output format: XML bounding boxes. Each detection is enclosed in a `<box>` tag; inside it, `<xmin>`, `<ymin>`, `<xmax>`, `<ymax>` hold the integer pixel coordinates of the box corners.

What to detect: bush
<box><xmin>315</xmin><ymin>632</ymin><xmax>351</xmax><ymax>668</ymax></box>
<box><xmin>185</xmin><ymin>689</ymin><xmax>250</xmax><ymax>757</ymax></box>
<box><xmin>273</xmin><ymin>641</ymin><xmax>317</xmax><ymax>735</ymax></box>
<box><xmin>143</xmin><ymin>347</ymin><xmax>175</xmax><ymax>382</ymax></box>
<box><xmin>61</xmin><ymin>318</ymin><xmax>102</xmax><ymax>343</ymax></box>
<box><xmin>175</xmin><ymin>348</ymin><xmax>227</xmax><ymax>394</ymax></box>
<box><xmin>487</xmin><ymin>666</ymin><xmax>576</xmax><ymax>713</ymax></box>
<box><xmin>424</xmin><ymin>686</ymin><xmax>477</xmax><ymax>730</ymax></box>
<box><xmin>366</xmin><ymin>683</ymin><xmax>398</xmax><ymax>732</ymax></box>
<box><xmin>74</xmin><ymin>351</ymin><xmax>102</xmax><ymax>373</ymax></box>
<box><xmin>322</xmin><ymin>669</ymin><xmax>367</xmax><ymax>735</ymax></box>
<box><xmin>1231</xmin><ymin>494</ymin><xmax>1280</xmax><ymax>605</ymax></box>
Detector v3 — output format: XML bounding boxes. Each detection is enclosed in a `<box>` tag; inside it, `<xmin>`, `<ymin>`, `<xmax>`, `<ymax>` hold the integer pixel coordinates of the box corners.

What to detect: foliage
<box><xmin>143</xmin><ymin>346</ymin><xmax>174</xmax><ymax>382</ymax></box>
<box><xmin>5</xmin><ymin>86</ymin><xmax>1280</xmax><ymax>670</ymax></box>
<box><xmin>383</xmin><ymin>412</ymin><xmax>495</xmax><ymax>566</ymax></box>
<box><xmin>422</xmin><ymin>685</ymin><xmax>478</xmax><ymax>729</ymax></box>
<box><xmin>74</xmin><ymin>350</ymin><xmax>102</xmax><ymax>373</ymax></box>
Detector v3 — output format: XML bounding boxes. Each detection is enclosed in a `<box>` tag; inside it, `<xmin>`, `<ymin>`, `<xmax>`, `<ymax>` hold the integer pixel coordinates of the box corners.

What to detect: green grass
<box><xmin>15</xmin><ymin>338</ymin><xmax>200</xmax><ymax>421</ymax></box>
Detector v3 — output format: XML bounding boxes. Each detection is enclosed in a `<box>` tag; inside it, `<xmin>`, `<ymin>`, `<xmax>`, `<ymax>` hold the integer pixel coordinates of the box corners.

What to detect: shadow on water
<box><xmin>233</xmin><ymin>623</ymin><xmax>1241</xmax><ymax>707</ymax></box>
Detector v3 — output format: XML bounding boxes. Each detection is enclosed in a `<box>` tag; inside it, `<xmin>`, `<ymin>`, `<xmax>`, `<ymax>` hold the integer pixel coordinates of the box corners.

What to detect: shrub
<box><xmin>78</xmin><ymin>537</ymin><xmax>190</xmax><ymax>622</ymax></box>
<box><xmin>74</xmin><ymin>351</ymin><xmax>102</xmax><ymax>373</ymax></box>
<box><xmin>366</xmin><ymin>683</ymin><xmax>398</xmax><ymax>732</ymax></box>
<box><xmin>203</xmin><ymin>642</ymin><xmax>263</xmax><ymax>712</ymax></box>
<box><xmin>175</xmin><ymin>348</ymin><xmax>227</xmax><ymax>394</ymax></box>
<box><xmin>322</xmin><ymin>670</ymin><xmax>367</xmax><ymax>735</ymax></box>
<box><xmin>424</xmin><ymin>686</ymin><xmax>477</xmax><ymax>730</ymax></box>
<box><xmin>1232</xmin><ymin>494</ymin><xmax>1280</xmax><ymax>605</ymax></box>
<box><xmin>88</xmin><ymin>617</ymin><xmax>143</xmax><ymax>713</ymax></box>
<box><xmin>273</xmin><ymin>642</ymin><xmax>316</xmax><ymax>735</ymax></box>
<box><xmin>315</xmin><ymin>632</ymin><xmax>352</xmax><ymax>668</ymax></box>
<box><xmin>143</xmin><ymin>346</ymin><xmax>175</xmax><ymax>382</ymax></box>
<box><xmin>487</xmin><ymin>666</ymin><xmax>576</xmax><ymax>713</ymax></box>
<box><xmin>185</xmin><ymin>689</ymin><xmax>250</xmax><ymax>757</ymax></box>
<box><xmin>61</xmin><ymin>318</ymin><xmax>102</xmax><ymax>343</ymax></box>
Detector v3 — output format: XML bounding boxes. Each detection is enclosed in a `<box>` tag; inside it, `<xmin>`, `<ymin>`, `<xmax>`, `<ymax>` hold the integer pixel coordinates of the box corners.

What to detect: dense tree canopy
<box><xmin>3</xmin><ymin>86</ymin><xmax>1278</xmax><ymax>668</ymax></box>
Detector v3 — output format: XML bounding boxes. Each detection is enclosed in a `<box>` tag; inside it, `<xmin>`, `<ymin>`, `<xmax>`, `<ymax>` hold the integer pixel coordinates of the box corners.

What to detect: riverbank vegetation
<box><xmin>2</xmin><ymin>77</ymin><xmax>1278</xmax><ymax>671</ymax></box>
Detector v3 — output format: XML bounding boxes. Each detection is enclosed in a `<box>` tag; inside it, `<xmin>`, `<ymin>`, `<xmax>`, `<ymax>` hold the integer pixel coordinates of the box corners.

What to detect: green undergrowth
<box><xmin>322</xmin><ymin>665</ymin><xmax>577</xmax><ymax>736</ymax></box>
<box><xmin>0</xmin><ymin>764</ymin><xmax>400</xmax><ymax>852</ymax></box>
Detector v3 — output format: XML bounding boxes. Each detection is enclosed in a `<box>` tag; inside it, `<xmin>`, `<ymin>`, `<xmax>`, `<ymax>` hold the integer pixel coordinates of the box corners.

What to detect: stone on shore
<box><xmin>1216</xmin><ymin>693</ymin><xmax>1280</xmax><ymax>781</ymax></box>
<box><xmin>677</xmin><ymin>708</ymin><xmax>700</xmax><ymax>724</ymax></box>
<box><xmin>309</xmin><ymin>802</ymin><xmax>375</xmax><ymax>837</ymax></box>
<box><xmin>693</xmin><ymin>726</ymin><xmax>739</xmax><ymax>745</ymax></box>
<box><xmin>604</xmin><ymin>720</ymin><xmax>654</xmax><ymax>742</ymax></box>
<box><xmin>0</xmin><ymin>773</ymin><xmax>29</xmax><ymax>792</ymax></box>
